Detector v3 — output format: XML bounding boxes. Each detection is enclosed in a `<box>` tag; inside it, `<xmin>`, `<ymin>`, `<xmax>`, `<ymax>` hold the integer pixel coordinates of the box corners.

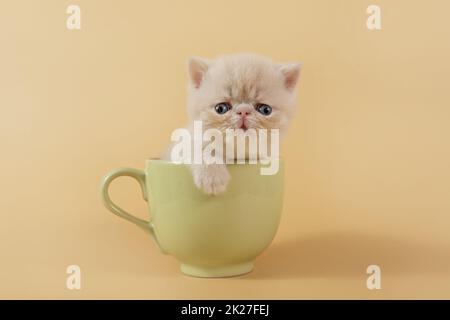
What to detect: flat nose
<box><xmin>235</xmin><ymin>104</ymin><xmax>252</xmax><ymax>116</ymax></box>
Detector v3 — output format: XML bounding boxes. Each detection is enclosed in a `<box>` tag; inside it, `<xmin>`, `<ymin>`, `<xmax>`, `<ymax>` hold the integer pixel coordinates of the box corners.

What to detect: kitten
<box><xmin>165</xmin><ymin>53</ymin><xmax>301</xmax><ymax>195</ymax></box>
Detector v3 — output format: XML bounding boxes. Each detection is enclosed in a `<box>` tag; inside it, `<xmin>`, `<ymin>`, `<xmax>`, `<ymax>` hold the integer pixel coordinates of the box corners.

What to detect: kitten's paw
<box><xmin>192</xmin><ymin>164</ymin><xmax>230</xmax><ymax>195</ymax></box>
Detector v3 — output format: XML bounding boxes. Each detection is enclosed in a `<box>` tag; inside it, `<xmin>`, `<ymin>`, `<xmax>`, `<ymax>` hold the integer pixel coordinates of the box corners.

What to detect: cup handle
<box><xmin>101</xmin><ymin>168</ymin><xmax>154</xmax><ymax>235</ymax></box>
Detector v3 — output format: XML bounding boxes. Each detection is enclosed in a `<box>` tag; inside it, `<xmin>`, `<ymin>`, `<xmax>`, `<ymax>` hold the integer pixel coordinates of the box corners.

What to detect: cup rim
<box><xmin>146</xmin><ymin>158</ymin><xmax>283</xmax><ymax>166</ymax></box>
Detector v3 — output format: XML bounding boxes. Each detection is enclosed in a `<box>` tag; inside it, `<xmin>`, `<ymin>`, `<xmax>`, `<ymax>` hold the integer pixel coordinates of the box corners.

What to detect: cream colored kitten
<box><xmin>164</xmin><ymin>53</ymin><xmax>301</xmax><ymax>195</ymax></box>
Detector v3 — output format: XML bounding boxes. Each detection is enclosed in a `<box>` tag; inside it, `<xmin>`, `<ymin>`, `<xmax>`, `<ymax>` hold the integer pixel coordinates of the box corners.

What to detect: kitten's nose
<box><xmin>235</xmin><ymin>104</ymin><xmax>252</xmax><ymax>117</ymax></box>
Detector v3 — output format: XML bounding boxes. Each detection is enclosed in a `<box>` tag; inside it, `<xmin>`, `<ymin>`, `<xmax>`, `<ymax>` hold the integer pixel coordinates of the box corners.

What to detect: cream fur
<box><xmin>165</xmin><ymin>53</ymin><xmax>301</xmax><ymax>195</ymax></box>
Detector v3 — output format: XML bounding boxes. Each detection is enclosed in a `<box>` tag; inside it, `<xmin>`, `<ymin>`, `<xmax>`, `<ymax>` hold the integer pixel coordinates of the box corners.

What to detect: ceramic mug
<box><xmin>101</xmin><ymin>159</ymin><xmax>284</xmax><ymax>277</ymax></box>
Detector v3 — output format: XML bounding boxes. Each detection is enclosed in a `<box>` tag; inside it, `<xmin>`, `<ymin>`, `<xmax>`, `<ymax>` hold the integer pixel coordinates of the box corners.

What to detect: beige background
<box><xmin>1</xmin><ymin>0</ymin><xmax>450</xmax><ymax>299</ymax></box>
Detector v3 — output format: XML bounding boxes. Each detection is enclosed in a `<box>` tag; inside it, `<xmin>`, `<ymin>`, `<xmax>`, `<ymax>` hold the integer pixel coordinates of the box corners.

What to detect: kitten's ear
<box><xmin>188</xmin><ymin>57</ymin><xmax>210</xmax><ymax>89</ymax></box>
<box><xmin>279</xmin><ymin>63</ymin><xmax>302</xmax><ymax>91</ymax></box>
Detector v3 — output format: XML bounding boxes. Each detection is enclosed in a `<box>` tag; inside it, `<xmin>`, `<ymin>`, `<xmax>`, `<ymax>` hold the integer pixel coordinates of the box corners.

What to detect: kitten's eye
<box><xmin>256</xmin><ymin>104</ymin><xmax>272</xmax><ymax>116</ymax></box>
<box><xmin>214</xmin><ymin>102</ymin><xmax>231</xmax><ymax>114</ymax></box>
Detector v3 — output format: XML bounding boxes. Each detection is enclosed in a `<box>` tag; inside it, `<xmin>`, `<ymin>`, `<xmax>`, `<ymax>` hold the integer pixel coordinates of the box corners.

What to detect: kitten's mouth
<box><xmin>239</xmin><ymin>124</ymin><xmax>248</xmax><ymax>131</ymax></box>
<box><xmin>237</xmin><ymin>119</ymin><xmax>248</xmax><ymax>131</ymax></box>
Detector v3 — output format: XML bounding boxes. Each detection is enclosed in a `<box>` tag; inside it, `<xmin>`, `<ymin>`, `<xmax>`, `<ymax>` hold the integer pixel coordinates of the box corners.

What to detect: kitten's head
<box><xmin>186</xmin><ymin>53</ymin><xmax>301</xmax><ymax>133</ymax></box>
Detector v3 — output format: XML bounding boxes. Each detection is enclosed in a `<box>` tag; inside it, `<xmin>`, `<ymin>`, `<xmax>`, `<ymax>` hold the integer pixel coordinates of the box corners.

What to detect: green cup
<box><xmin>101</xmin><ymin>159</ymin><xmax>284</xmax><ymax>277</ymax></box>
